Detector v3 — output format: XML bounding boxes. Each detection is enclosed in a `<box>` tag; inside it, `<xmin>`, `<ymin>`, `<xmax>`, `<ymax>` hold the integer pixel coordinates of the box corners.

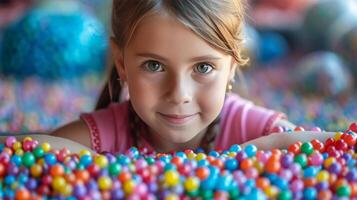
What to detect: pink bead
<box><xmin>309</xmin><ymin>152</ymin><xmax>323</xmax><ymax>166</ymax></box>
<box><xmin>245</xmin><ymin>168</ymin><xmax>258</xmax><ymax>179</ymax></box>
<box><xmin>311</xmin><ymin>127</ymin><xmax>322</xmax><ymax>132</ymax></box>
<box><xmin>5</xmin><ymin>136</ymin><xmax>16</xmax><ymax>148</ymax></box>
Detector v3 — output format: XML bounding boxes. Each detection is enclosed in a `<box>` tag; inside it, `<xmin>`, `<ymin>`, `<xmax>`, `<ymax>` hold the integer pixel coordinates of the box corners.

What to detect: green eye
<box><xmin>145</xmin><ymin>61</ymin><xmax>164</xmax><ymax>72</ymax></box>
<box><xmin>194</xmin><ymin>63</ymin><xmax>213</xmax><ymax>74</ymax></box>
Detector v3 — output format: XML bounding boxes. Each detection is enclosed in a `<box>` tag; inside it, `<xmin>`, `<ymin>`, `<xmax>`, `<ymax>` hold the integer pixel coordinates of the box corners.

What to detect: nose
<box><xmin>165</xmin><ymin>75</ymin><xmax>192</xmax><ymax>105</ymax></box>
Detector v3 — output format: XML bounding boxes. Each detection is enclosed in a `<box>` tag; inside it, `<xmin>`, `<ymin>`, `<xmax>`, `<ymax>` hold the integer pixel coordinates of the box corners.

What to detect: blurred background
<box><xmin>0</xmin><ymin>0</ymin><xmax>356</xmax><ymax>135</ymax></box>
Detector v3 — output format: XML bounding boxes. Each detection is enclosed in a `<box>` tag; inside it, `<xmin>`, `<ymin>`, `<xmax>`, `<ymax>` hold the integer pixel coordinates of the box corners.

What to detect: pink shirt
<box><xmin>80</xmin><ymin>93</ymin><xmax>286</xmax><ymax>153</ymax></box>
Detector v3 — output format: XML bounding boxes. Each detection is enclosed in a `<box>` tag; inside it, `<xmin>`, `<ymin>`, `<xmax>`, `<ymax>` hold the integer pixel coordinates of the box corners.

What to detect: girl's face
<box><xmin>113</xmin><ymin>13</ymin><xmax>236</xmax><ymax>150</ymax></box>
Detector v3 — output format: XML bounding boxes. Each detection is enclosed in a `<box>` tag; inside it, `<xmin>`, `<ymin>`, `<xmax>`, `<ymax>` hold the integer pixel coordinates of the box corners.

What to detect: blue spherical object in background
<box><xmin>0</xmin><ymin>1</ymin><xmax>108</xmax><ymax>80</ymax></box>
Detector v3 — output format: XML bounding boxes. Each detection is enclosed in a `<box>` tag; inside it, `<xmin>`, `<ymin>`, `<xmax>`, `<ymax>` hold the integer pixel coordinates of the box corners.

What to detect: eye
<box><xmin>194</xmin><ymin>63</ymin><xmax>214</xmax><ymax>74</ymax></box>
<box><xmin>143</xmin><ymin>60</ymin><xmax>164</xmax><ymax>72</ymax></box>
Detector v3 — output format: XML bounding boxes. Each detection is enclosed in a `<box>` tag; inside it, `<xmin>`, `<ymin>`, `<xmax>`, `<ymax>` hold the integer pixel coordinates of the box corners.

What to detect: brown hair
<box><xmin>96</xmin><ymin>0</ymin><xmax>248</xmax><ymax>152</ymax></box>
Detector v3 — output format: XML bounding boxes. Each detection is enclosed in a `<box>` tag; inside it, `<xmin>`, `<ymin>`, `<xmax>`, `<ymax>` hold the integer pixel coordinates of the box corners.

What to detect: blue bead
<box><xmin>10</xmin><ymin>155</ymin><xmax>22</xmax><ymax>166</ymax></box>
<box><xmin>229</xmin><ymin>144</ymin><xmax>242</xmax><ymax>153</ymax></box>
<box><xmin>44</xmin><ymin>153</ymin><xmax>57</xmax><ymax>165</ymax></box>
<box><xmin>79</xmin><ymin>155</ymin><xmax>93</xmax><ymax>167</ymax></box>
<box><xmin>225</xmin><ymin>159</ymin><xmax>238</xmax><ymax>171</ymax></box>
<box><xmin>4</xmin><ymin>175</ymin><xmax>15</xmax><ymax>185</ymax></box>
<box><xmin>304</xmin><ymin>166</ymin><xmax>318</xmax><ymax>178</ymax></box>
<box><xmin>244</xmin><ymin>144</ymin><xmax>257</xmax><ymax>157</ymax></box>
<box><xmin>197</xmin><ymin>159</ymin><xmax>209</xmax><ymax>167</ymax></box>
<box><xmin>303</xmin><ymin>187</ymin><xmax>317</xmax><ymax>200</ymax></box>
<box><xmin>208</xmin><ymin>151</ymin><xmax>220</xmax><ymax>157</ymax></box>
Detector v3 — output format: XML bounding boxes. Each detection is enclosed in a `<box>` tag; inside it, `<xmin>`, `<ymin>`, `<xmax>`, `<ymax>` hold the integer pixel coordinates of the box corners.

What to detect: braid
<box><xmin>95</xmin><ymin>66</ymin><xmax>121</xmax><ymax>110</ymax></box>
<box><xmin>199</xmin><ymin>117</ymin><xmax>221</xmax><ymax>152</ymax></box>
<box><xmin>127</xmin><ymin>101</ymin><xmax>143</xmax><ymax>148</ymax></box>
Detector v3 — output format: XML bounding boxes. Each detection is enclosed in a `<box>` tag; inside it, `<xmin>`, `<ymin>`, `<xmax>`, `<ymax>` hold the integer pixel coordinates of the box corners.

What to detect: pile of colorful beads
<box><xmin>0</xmin><ymin>123</ymin><xmax>356</xmax><ymax>199</ymax></box>
<box><xmin>0</xmin><ymin>76</ymin><xmax>102</xmax><ymax>133</ymax></box>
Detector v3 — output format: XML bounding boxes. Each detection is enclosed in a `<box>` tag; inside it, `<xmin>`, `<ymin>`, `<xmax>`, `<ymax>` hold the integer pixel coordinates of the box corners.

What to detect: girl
<box><xmin>52</xmin><ymin>0</ymin><xmax>334</xmax><ymax>154</ymax></box>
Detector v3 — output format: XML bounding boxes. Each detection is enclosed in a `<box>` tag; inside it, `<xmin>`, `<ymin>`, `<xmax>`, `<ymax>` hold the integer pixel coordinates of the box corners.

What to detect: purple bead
<box><xmin>135</xmin><ymin>158</ymin><xmax>148</xmax><ymax>170</ymax></box>
<box><xmin>290</xmin><ymin>163</ymin><xmax>302</xmax><ymax>176</ymax></box>
<box><xmin>25</xmin><ymin>178</ymin><xmax>37</xmax><ymax>190</ymax></box>
<box><xmin>7</xmin><ymin>163</ymin><xmax>19</xmax><ymax>175</ymax></box>
<box><xmin>281</xmin><ymin>153</ymin><xmax>294</xmax><ymax>168</ymax></box>
<box><xmin>73</xmin><ymin>184</ymin><xmax>87</xmax><ymax>197</ymax></box>
<box><xmin>111</xmin><ymin>189</ymin><xmax>124</xmax><ymax>200</ymax></box>
<box><xmin>5</xmin><ymin>136</ymin><xmax>16</xmax><ymax>147</ymax></box>
<box><xmin>236</xmin><ymin>151</ymin><xmax>247</xmax><ymax>162</ymax></box>
<box><xmin>98</xmin><ymin>168</ymin><xmax>108</xmax><ymax>177</ymax></box>
<box><xmin>112</xmin><ymin>180</ymin><xmax>122</xmax><ymax>189</ymax></box>
<box><xmin>328</xmin><ymin>163</ymin><xmax>341</xmax><ymax>174</ymax></box>
<box><xmin>293</xmin><ymin>191</ymin><xmax>303</xmax><ymax>200</ymax></box>
<box><xmin>105</xmin><ymin>153</ymin><xmax>116</xmax><ymax>163</ymax></box>
<box><xmin>148</xmin><ymin>182</ymin><xmax>158</xmax><ymax>193</ymax></box>
<box><xmin>290</xmin><ymin>179</ymin><xmax>304</xmax><ymax>192</ymax></box>
<box><xmin>342</xmin><ymin>153</ymin><xmax>352</xmax><ymax>161</ymax></box>
<box><xmin>346</xmin><ymin>170</ymin><xmax>357</xmax><ymax>182</ymax></box>
<box><xmin>315</xmin><ymin>182</ymin><xmax>329</xmax><ymax>191</ymax></box>
<box><xmin>279</xmin><ymin>169</ymin><xmax>293</xmax><ymax>181</ymax></box>
<box><xmin>87</xmin><ymin>179</ymin><xmax>98</xmax><ymax>190</ymax></box>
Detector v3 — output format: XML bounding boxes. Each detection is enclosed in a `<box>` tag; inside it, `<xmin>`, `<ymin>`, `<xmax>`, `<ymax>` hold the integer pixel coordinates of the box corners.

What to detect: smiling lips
<box><xmin>158</xmin><ymin>113</ymin><xmax>197</xmax><ymax>125</ymax></box>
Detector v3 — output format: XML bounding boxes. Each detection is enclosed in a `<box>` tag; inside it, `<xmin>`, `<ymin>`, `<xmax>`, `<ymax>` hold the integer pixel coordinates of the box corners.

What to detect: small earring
<box><xmin>226</xmin><ymin>79</ymin><xmax>234</xmax><ymax>93</ymax></box>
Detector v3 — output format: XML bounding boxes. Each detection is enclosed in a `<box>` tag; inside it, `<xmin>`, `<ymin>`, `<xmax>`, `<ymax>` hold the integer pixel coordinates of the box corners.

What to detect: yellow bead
<box><xmin>228</xmin><ymin>152</ymin><xmax>237</xmax><ymax>157</ymax></box>
<box><xmin>94</xmin><ymin>155</ymin><xmax>108</xmax><ymax>168</ymax></box>
<box><xmin>52</xmin><ymin>176</ymin><xmax>66</xmax><ymax>191</ymax></box>
<box><xmin>164</xmin><ymin>170</ymin><xmax>180</xmax><ymax>187</ymax></box>
<box><xmin>123</xmin><ymin>180</ymin><xmax>135</xmax><ymax>194</ymax></box>
<box><xmin>316</xmin><ymin>170</ymin><xmax>329</xmax><ymax>182</ymax></box>
<box><xmin>11</xmin><ymin>181</ymin><xmax>19</xmax><ymax>190</ymax></box>
<box><xmin>333</xmin><ymin>132</ymin><xmax>343</xmax><ymax>140</ymax></box>
<box><xmin>184</xmin><ymin>177</ymin><xmax>199</xmax><ymax>192</ymax></box>
<box><xmin>41</xmin><ymin>142</ymin><xmax>51</xmax><ymax>152</ymax></box>
<box><xmin>30</xmin><ymin>164</ymin><xmax>43</xmax><ymax>177</ymax></box>
<box><xmin>324</xmin><ymin>157</ymin><xmax>335</xmax><ymax>168</ymax></box>
<box><xmin>187</xmin><ymin>153</ymin><xmax>196</xmax><ymax>160</ymax></box>
<box><xmin>79</xmin><ymin>150</ymin><xmax>91</xmax><ymax>157</ymax></box>
<box><xmin>165</xmin><ymin>193</ymin><xmax>179</xmax><ymax>200</ymax></box>
<box><xmin>265</xmin><ymin>186</ymin><xmax>278</xmax><ymax>198</ymax></box>
<box><xmin>98</xmin><ymin>176</ymin><xmax>112</xmax><ymax>190</ymax></box>
<box><xmin>15</xmin><ymin>149</ymin><xmax>24</xmax><ymax>156</ymax></box>
<box><xmin>12</xmin><ymin>141</ymin><xmax>22</xmax><ymax>151</ymax></box>
<box><xmin>195</xmin><ymin>153</ymin><xmax>206</xmax><ymax>161</ymax></box>
<box><xmin>59</xmin><ymin>184</ymin><xmax>72</xmax><ymax>196</ymax></box>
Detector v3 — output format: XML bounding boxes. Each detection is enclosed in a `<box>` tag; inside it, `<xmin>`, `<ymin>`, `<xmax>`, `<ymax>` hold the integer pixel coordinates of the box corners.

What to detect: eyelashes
<box><xmin>142</xmin><ymin>60</ymin><xmax>215</xmax><ymax>75</ymax></box>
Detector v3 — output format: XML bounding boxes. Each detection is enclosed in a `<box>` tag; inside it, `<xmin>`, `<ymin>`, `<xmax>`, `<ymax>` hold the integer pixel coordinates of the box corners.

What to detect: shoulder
<box><xmin>51</xmin><ymin>120</ymin><xmax>91</xmax><ymax>149</ymax></box>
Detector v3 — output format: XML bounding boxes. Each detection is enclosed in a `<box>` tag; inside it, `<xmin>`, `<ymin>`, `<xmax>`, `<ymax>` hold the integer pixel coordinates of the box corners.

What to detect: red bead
<box><xmin>196</xmin><ymin>167</ymin><xmax>209</xmax><ymax>180</ymax></box>
<box><xmin>288</xmin><ymin>143</ymin><xmax>300</xmax><ymax>154</ymax></box>
<box><xmin>87</xmin><ymin>164</ymin><xmax>100</xmax><ymax>177</ymax></box>
<box><xmin>171</xmin><ymin>157</ymin><xmax>183</xmax><ymax>167</ymax></box>
<box><xmin>325</xmin><ymin>138</ymin><xmax>335</xmax><ymax>147</ymax></box>
<box><xmin>334</xmin><ymin>140</ymin><xmax>348</xmax><ymax>151</ymax></box>
<box><xmin>344</xmin><ymin>134</ymin><xmax>356</xmax><ymax>147</ymax></box>
<box><xmin>294</xmin><ymin>126</ymin><xmax>305</xmax><ymax>132</ymax></box>
<box><xmin>37</xmin><ymin>185</ymin><xmax>50</xmax><ymax>196</ymax></box>
<box><xmin>178</xmin><ymin>165</ymin><xmax>191</xmax><ymax>176</ymax></box>
<box><xmin>348</xmin><ymin>122</ymin><xmax>357</xmax><ymax>132</ymax></box>
<box><xmin>312</xmin><ymin>142</ymin><xmax>325</xmax><ymax>152</ymax></box>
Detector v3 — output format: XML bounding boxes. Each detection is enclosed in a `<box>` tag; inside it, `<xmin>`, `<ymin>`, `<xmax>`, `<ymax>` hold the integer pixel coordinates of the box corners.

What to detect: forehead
<box><xmin>125</xmin><ymin>13</ymin><xmax>231</xmax><ymax>60</ymax></box>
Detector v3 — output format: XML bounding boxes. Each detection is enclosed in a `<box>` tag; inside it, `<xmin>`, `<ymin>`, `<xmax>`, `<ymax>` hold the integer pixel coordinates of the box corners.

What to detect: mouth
<box><xmin>158</xmin><ymin>113</ymin><xmax>197</xmax><ymax>125</ymax></box>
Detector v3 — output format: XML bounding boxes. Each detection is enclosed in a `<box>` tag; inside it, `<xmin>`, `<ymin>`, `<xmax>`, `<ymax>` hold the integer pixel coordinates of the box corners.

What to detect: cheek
<box><xmin>196</xmin><ymin>76</ymin><xmax>227</xmax><ymax>119</ymax></box>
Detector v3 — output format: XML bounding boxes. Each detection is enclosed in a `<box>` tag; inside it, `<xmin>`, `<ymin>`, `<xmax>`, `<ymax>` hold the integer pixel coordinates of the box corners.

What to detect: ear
<box><xmin>110</xmin><ymin>37</ymin><xmax>127</xmax><ymax>81</ymax></box>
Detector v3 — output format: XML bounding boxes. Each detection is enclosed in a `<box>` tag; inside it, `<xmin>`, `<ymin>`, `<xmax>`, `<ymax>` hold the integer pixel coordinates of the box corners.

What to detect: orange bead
<box><xmin>328</xmin><ymin>174</ymin><xmax>337</xmax><ymax>185</ymax></box>
<box><xmin>304</xmin><ymin>178</ymin><xmax>317</xmax><ymax>187</ymax></box>
<box><xmin>265</xmin><ymin>160</ymin><xmax>280</xmax><ymax>173</ymax></box>
<box><xmin>195</xmin><ymin>167</ymin><xmax>209</xmax><ymax>180</ymax></box>
<box><xmin>75</xmin><ymin>170</ymin><xmax>90</xmax><ymax>183</ymax></box>
<box><xmin>206</xmin><ymin>156</ymin><xmax>215</xmax><ymax>163</ymax></box>
<box><xmin>118</xmin><ymin>172</ymin><xmax>132</xmax><ymax>182</ymax></box>
<box><xmin>240</xmin><ymin>159</ymin><xmax>253</xmax><ymax>171</ymax></box>
<box><xmin>171</xmin><ymin>157</ymin><xmax>183</xmax><ymax>167</ymax></box>
<box><xmin>318</xmin><ymin>190</ymin><xmax>332</xmax><ymax>199</ymax></box>
<box><xmin>351</xmin><ymin>182</ymin><xmax>357</xmax><ymax>197</ymax></box>
<box><xmin>64</xmin><ymin>173</ymin><xmax>76</xmax><ymax>185</ymax></box>
<box><xmin>334</xmin><ymin>178</ymin><xmax>348</xmax><ymax>189</ymax></box>
<box><xmin>15</xmin><ymin>188</ymin><xmax>30</xmax><ymax>200</ymax></box>
<box><xmin>50</xmin><ymin>164</ymin><xmax>64</xmax><ymax>177</ymax></box>
<box><xmin>211</xmin><ymin>159</ymin><xmax>224</xmax><ymax>169</ymax></box>
<box><xmin>256</xmin><ymin>177</ymin><xmax>270</xmax><ymax>190</ymax></box>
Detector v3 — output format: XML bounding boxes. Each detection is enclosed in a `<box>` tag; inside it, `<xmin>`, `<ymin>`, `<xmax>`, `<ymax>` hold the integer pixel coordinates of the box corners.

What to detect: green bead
<box><xmin>146</xmin><ymin>157</ymin><xmax>155</xmax><ymax>165</ymax></box>
<box><xmin>300</xmin><ymin>142</ymin><xmax>314</xmax><ymax>155</ymax></box>
<box><xmin>109</xmin><ymin>163</ymin><xmax>121</xmax><ymax>176</ymax></box>
<box><xmin>33</xmin><ymin>147</ymin><xmax>44</xmax><ymax>158</ymax></box>
<box><xmin>22</xmin><ymin>152</ymin><xmax>35</xmax><ymax>167</ymax></box>
<box><xmin>187</xmin><ymin>189</ymin><xmax>199</xmax><ymax>197</ymax></box>
<box><xmin>200</xmin><ymin>190</ymin><xmax>213</xmax><ymax>199</ymax></box>
<box><xmin>336</xmin><ymin>185</ymin><xmax>351</xmax><ymax>197</ymax></box>
<box><xmin>278</xmin><ymin>190</ymin><xmax>292</xmax><ymax>200</ymax></box>
<box><xmin>294</xmin><ymin>154</ymin><xmax>307</xmax><ymax>168</ymax></box>
<box><xmin>229</xmin><ymin>188</ymin><xmax>240</xmax><ymax>198</ymax></box>
<box><xmin>76</xmin><ymin>163</ymin><xmax>85</xmax><ymax>170</ymax></box>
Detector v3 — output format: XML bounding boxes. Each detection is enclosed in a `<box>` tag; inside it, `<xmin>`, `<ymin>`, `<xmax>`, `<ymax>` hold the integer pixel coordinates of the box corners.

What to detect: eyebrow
<box><xmin>135</xmin><ymin>52</ymin><xmax>223</xmax><ymax>62</ymax></box>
